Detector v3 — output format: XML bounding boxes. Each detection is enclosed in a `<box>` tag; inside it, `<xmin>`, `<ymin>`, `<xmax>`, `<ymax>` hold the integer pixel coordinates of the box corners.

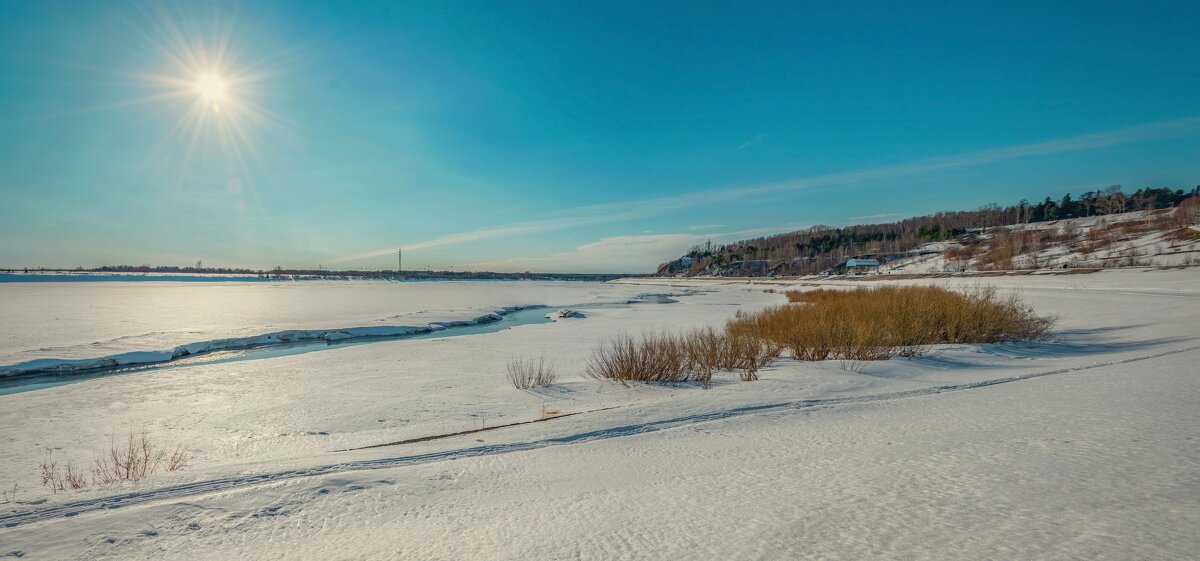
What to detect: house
<box><xmin>845</xmin><ymin>258</ymin><xmax>880</xmax><ymax>274</ymax></box>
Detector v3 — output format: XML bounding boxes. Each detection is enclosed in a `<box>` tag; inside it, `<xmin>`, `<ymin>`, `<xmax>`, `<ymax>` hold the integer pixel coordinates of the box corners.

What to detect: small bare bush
<box><xmin>166</xmin><ymin>444</ymin><xmax>190</xmax><ymax>472</ymax></box>
<box><xmin>724</xmin><ymin>330</ymin><xmax>779</xmax><ymax>381</ymax></box>
<box><xmin>682</xmin><ymin>327</ymin><xmax>724</xmax><ymax>387</ymax></box>
<box><xmin>65</xmin><ymin>462</ymin><xmax>88</xmax><ymax>489</ymax></box>
<box><xmin>92</xmin><ymin>431</ymin><xmax>166</xmax><ymax>484</ymax></box>
<box><xmin>590</xmin><ymin>325</ymin><xmax>779</xmax><ymax>387</ymax></box>
<box><xmin>39</xmin><ymin>431</ymin><xmax>190</xmax><ymax>492</ymax></box>
<box><xmin>39</xmin><ymin>453</ymin><xmax>87</xmax><ymax>493</ymax></box>
<box><xmin>40</xmin><ymin>453</ymin><xmax>65</xmax><ymax>493</ymax></box>
<box><xmin>505</xmin><ymin>355</ymin><xmax>557</xmax><ymax>389</ymax></box>
<box><xmin>1175</xmin><ymin>196</ymin><xmax>1200</xmax><ymax>226</ymax></box>
<box><xmin>587</xmin><ymin>333</ymin><xmax>692</xmax><ymax>384</ymax></box>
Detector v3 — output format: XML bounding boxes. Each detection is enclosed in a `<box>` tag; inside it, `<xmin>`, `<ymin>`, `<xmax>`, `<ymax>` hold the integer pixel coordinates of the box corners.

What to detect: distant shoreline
<box><xmin>0</xmin><ymin>271</ymin><xmax>645</xmax><ymax>283</ymax></box>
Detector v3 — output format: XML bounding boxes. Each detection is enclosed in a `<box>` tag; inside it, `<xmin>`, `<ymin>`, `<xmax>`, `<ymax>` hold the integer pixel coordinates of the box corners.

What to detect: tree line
<box><xmin>660</xmin><ymin>185</ymin><xmax>1199</xmax><ymax>277</ymax></box>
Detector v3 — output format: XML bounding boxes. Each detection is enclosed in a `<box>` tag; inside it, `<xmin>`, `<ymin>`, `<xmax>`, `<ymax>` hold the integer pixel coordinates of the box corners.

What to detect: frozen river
<box><xmin>0</xmin><ymin>280</ymin><xmax>655</xmax><ymax>370</ymax></box>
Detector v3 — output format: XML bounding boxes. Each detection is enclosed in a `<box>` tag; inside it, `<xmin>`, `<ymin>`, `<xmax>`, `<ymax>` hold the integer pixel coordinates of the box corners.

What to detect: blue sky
<box><xmin>0</xmin><ymin>1</ymin><xmax>1197</xmax><ymax>272</ymax></box>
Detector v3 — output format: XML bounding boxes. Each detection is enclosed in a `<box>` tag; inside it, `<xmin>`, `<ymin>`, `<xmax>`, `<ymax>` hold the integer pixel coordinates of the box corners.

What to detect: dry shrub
<box><xmin>1175</xmin><ymin>196</ymin><xmax>1200</xmax><ymax>226</ymax></box>
<box><xmin>1167</xmin><ymin>227</ymin><xmax>1200</xmax><ymax>242</ymax></box>
<box><xmin>977</xmin><ymin>233</ymin><xmax>1019</xmax><ymax>270</ymax></box>
<box><xmin>732</xmin><ymin>285</ymin><xmax>1052</xmax><ymax>366</ymax></box>
<box><xmin>39</xmin><ymin>454</ymin><xmax>59</xmax><ymax>492</ymax></box>
<box><xmin>944</xmin><ymin>245</ymin><xmax>977</xmax><ymax>263</ymax></box>
<box><xmin>724</xmin><ymin>330</ymin><xmax>781</xmax><ymax>381</ymax></box>
<box><xmin>40</xmin><ymin>431</ymin><xmax>190</xmax><ymax>492</ymax></box>
<box><xmin>65</xmin><ymin>463</ymin><xmax>88</xmax><ymax>489</ymax></box>
<box><xmin>587</xmin><ymin>333</ymin><xmax>692</xmax><ymax>385</ymax></box>
<box><xmin>39</xmin><ymin>453</ymin><xmax>86</xmax><ymax>493</ymax></box>
<box><xmin>784</xmin><ymin>289</ymin><xmax>848</xmax><ymax>305</ymax></box>
<box><xmin>589</xmin><ymin>325</ymin><xmax>780</xmax><ymax>386</ymax></box>
<box><xmin>1121</xmin><ymin>215</ymin><xmax>1175</xmax><ymax>235</ymax></box>
<box><xmin>681</xmin><ymin>327</ymin><xmax>723</xmax><ymax>387</ymax></box>
<box><xmin>680</xmin><ymin>327</ymin><xmax>780</xmax><ymax>385</ymax></box>
<box><xmin>590</xmin><ymin>285</ymin><xmax>1049</xmax><ymax>383</ymax></box>
<box><xmin>166</xmin><ymin>444</ymin><xmax>189</xmax><ymax>472</ymax></box>
<box><xmin>93</xmin><ymin>431</ymin><xmax>166</xmax><ymax>484</ymax></box>
<box><xmin>505</xmin><ymin>355</ymin><xmax>557</xmax><ymax>389</ymax></box>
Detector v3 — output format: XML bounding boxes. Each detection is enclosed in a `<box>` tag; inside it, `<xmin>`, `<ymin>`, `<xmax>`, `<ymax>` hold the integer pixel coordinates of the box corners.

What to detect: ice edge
<box><xmin>0</xmin><ymin>305</ymin><xmax>541</xmax><ymax>378</ymax></box>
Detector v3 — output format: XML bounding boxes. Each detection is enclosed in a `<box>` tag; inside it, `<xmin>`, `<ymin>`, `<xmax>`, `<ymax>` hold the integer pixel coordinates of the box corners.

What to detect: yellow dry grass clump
<box><xmin>587</xmin><ymin>329</ymin><xmax>779</xmax><ymax>387</ymax></box>
<box><xmin>755</xmin><ymin>286</ymin><xmax>1052</xmax><ymax>361</ymax></box>
<box><xmin>589</xmin><ymin>285</ymin><xmax>1051</xmax><ymax>382</ymax></box>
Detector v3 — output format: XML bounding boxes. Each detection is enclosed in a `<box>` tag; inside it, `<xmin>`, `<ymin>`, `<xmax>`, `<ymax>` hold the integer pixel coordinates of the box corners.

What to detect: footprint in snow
<box><xmin>249</xmin><ymin>503</ymin><xmax>284</xmax><ymax>517</ymax></box>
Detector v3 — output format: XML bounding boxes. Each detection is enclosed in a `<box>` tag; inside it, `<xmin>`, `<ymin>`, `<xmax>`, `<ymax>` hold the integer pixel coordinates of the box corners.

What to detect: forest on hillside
<box><xmin>659</xmin><ymin>185</ymin><xmax>1200</xmax><ymax>277</ymax></box>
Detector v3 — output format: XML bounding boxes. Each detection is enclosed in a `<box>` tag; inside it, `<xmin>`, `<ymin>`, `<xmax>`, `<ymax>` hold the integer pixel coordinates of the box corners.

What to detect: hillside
<box><xmin>658</xmin><ymin>186</ymin><xmax>1200</xmax><ymax>277</ymax></box>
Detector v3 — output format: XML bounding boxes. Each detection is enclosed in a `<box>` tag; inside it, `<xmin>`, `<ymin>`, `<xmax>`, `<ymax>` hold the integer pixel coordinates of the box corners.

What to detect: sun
<box><xmin>194</xmin><ymin>72</ymin><xmax>227</xmax><ymax>107</ymax></box>
<box><xmin>121</xmin><ymin>4</ymin><xmax>300</xmax><ymax>191</ymax></box>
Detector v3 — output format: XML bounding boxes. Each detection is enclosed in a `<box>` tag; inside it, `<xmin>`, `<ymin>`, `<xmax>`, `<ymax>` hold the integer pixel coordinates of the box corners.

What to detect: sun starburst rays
<box><xmin>111</xmin><ymin>4</ymin><xmax>299</xmax><ymax>218</ymax></box>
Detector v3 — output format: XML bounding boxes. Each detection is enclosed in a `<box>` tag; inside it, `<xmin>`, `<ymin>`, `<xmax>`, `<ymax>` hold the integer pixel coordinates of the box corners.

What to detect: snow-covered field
<box><xmin>1</xmin><ymin>270</ymin><xmax>1197</xmax><ymax>560</ymax></box>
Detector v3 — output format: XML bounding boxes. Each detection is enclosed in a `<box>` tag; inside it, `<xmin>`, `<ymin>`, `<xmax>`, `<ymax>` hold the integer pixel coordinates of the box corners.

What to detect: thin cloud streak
<box><xmin>849</xmin><ymin>213</ymin><xmax>901</xmax><ymax>221</ymax></box>
<box><xmin>330</xmin><ymin>116</ymin><xmax>1200</xmax><ymax>264</ymax></box>
<box><xmin>737</xmin><ymin>133</ymin><xmax>765</xmax><ymax>150</ymax></box>
<box><xmin>574</xmin><ymin>116</ymin><xmax>1200</xmax><ymax>215</ymax></box>
<box><xmin>327</xmin><ymin>211</ymin><xmax>644</xmax><ymax>264</ymax></box>
<box><xmin>458</xmin><ymin>222</ymin><xmax>812</xmax><ymax>273</ymax></box>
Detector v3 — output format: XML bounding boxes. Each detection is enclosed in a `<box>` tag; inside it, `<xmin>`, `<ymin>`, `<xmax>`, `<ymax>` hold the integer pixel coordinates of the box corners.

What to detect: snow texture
<box><xmin>0</xmin><ymin>269</ymin><xmax>1197</xmax><ymax>560</ymax></box>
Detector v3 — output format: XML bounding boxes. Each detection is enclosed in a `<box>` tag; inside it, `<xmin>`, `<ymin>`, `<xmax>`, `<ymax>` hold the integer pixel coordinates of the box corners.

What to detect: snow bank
<box><xmin>548</xmin><ymin>309</ymin><xmax>587</xmax><ymax>319</ymax></box>
<box><xmin>0</xmin><ymin>306</ymin><xmax>533</xmax><ymax>378</ymax></box>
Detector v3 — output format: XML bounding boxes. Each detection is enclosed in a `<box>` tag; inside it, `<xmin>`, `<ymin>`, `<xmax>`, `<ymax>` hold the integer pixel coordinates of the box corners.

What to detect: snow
<box><xmin>548</xmin><ymin>308</ymin><xmax>587</xmax><ymax>319</ymax></box>
<box><xmin>1</xmin><ymin>270</ymin><xmax>1198</xmax><ymax>559</ymax></box>
<box><xmin>0</xmin><ymin>306</ymin><xmax>540</xmax><ymax>377</ymax></box>
<box><xmin>0</xmin><ymin>280</ymin><xmax>655</xmax><ymax>369</ymax></box>
<box><xmin>878</xmin><ymin>210</ymin><xmax>1200</xmax><ymax>274</ymax></box>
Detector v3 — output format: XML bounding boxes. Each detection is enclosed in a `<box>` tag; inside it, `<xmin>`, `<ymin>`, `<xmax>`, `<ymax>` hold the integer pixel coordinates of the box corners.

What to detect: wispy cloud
<box><xmin>737</xmin><ymin>133</ymin><xmax>765</xmax><ymax>150</ymax></box>
<box><xmin>330</xmin><ymin>116</ymin><xmax>1200</xmax><ymax>265</ymax></box>
<box><xmin>538</xmin><ymin>116</ymin><xmax>1200</xmax><ymax>220</ymax></box>
<box><xmin>848</xmin><ymin>213</ymin><xmax>901</xmax><ymax>221</ymax></box>
<box><xmin>458</xmin><ymin>223</ymin><xmax>812</xmax><ymax>273</ymax></box>
<box><xmin>460</xmin><ymin>234</ymin><xmax>703</xmax><ymax>273</ymax></box>
<box><xmin>327</xmin><ymin>211</ymin><xmax>643</xmax><ymax>264</ymax></box>
<box><xmin>687</xmin><ymin>223</ymin><xmax>726</xmax><ymax>230</ymax></box>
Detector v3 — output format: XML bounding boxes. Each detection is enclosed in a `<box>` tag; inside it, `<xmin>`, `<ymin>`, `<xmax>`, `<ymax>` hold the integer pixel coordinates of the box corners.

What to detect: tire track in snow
<box><xmin>4</xmin><ymin>343</ymin><xmax>1199</xmax><ymax>529</ymax></box>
